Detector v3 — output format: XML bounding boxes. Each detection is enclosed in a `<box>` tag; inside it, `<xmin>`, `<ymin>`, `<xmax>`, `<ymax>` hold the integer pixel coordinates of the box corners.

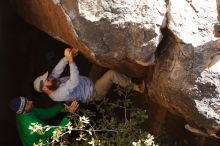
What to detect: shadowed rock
<box><xmin>148</xmin><ymin>0</ymin><xmax>220</xmax><ymax>136</ymax></box>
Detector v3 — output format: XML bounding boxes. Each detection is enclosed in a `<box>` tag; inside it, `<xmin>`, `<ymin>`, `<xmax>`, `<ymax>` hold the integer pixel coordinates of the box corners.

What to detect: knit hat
<box><xmin>8</xmin><ymin>97</ymin><xmax>27</xmax><ymax>114</ymax></box>
<box><xmin>33</xmin><ymin>72</ymin><xmax>48</xmax><ymax>92</ymax></box>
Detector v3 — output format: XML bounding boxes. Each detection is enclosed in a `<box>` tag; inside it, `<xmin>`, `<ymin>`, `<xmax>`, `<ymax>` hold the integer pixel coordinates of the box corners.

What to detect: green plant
<box><xmin>30</xmin><ymin>85</ymin><xmax>158</xmax><ymax>146</ymax></box>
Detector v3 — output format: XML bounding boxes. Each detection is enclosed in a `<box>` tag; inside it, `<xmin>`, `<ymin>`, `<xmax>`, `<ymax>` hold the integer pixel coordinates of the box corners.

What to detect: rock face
<box><xmin>14</xmin><ymin>0</ymin><xmax>166</xmax><ymax>77</ymax></box>
<box><xmin>13</xmin><ymin>0</ymin><xmax>220</xmax><ymax>136</ymax></box>
<box><xmin>148</xmin><ymin>0</ymin><xmax>220</xmax><ymax>135</ymax></box>
<box><xmin>217</xmin><ymin>0</ymin><xmax>220</xmax><ymax>21</ymax></box>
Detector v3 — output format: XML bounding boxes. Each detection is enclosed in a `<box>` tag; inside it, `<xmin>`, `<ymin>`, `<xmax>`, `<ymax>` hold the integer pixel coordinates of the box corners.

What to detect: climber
<box><xmin>8</xmin><ymin>97</ymin><xmax>79</xmax><ymax>146</ymax></box>
<box><xmin>33</xmin><ymin>47</ymin><xmax>145</xmax><ymax>102</ymax></box>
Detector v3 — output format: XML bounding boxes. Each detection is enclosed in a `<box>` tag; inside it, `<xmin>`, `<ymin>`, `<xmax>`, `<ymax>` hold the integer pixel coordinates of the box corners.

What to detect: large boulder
<box><xmin>13</xmin><ymin>0</ymin><xmax>166</xmax><ymax>77</ymax></box>
<box><xmin>148</xmin><ymin>0</ymin><xmax>220</xmax><ymax>136</ymax></box>
<box><xmin>13</xmin><ymin>0</ymin><xmax>220</xmax><ymax>137</ymax></box>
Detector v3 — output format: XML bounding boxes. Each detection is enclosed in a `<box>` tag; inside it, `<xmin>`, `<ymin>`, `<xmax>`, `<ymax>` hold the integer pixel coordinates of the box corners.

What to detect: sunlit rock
<box><xmin>148</xmin><ymin>0</ymin><xmax>220</xmax><ymax>136</ymax></box>
<box><xmin>14</xmin><ymin>0</ymin><xmax>166</xmax><ymax>77</ymax></box>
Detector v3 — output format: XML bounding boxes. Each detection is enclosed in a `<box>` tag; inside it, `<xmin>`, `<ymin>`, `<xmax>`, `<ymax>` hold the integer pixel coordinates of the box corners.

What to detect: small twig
<box><xmin>108</xmin><ymin>103</ymin><xmax>125</xmax><ymax>109</ymax></box>
<box><xmin>91</xmin><ymin>129</ymin><xmax>118</xmax><ymax>132</ymax></box>
<box><xmin>186</xmin><ymin>0</ymin><xmax>198</xmax><ymax>13</ymax></box>
<box><xmin>124</xmin><ymin>90</ymin><xmax>128</xmax><ymax>123</ymax></box>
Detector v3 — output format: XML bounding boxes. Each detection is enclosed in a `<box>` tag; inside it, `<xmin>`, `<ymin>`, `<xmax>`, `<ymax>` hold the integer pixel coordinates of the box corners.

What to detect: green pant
<box><xmin>92</xmin><ymin>70</ymin><xmax>132</xmax><ymax>101</ymax></box>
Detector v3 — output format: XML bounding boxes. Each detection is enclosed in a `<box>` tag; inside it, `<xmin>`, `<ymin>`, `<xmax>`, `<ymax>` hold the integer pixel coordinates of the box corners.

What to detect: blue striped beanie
<box><xmin>8</xmin><ymin>97</ymin><xmax>27</xmax><ymax>114</ymax></box>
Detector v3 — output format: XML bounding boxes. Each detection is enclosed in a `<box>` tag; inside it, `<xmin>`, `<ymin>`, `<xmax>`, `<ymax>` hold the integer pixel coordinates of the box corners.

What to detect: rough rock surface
<box><xmin>148</xmin><ymin>0</ymin><xmax>220</xmax><ymax>135</ymax></box>
<box><xmin>217</xmin><ymin>0</ymin><xmax>220</xmax><ymax>21</ymax></box>
<box><xmin>14</xmin><ymin>0</ymin><xmax>220</xmax><ymax>136</ymax></box>
<box><xmin>14</xmin><ymin>0</ymin><xmax>166</xmax><ymax>77</ymax></box>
